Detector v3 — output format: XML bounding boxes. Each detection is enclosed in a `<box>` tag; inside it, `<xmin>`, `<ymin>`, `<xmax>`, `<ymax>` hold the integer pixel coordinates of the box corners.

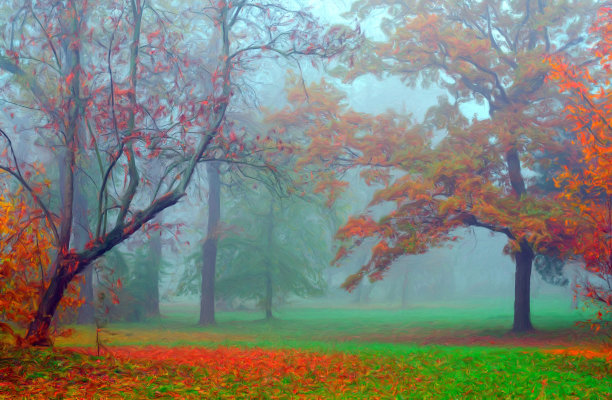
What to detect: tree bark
<box><xmin>505</xmin><ymin>148</ymin><xmax>526</xmax><ymax>198</ymax></box>
<box><xmin>26</xmin><ymin>259</ymin><xmax>74</xmax><ymax>346</ymax></box>
<box><xmin>264</xmin><ymin>201</ymin><xmax>274</xmax><ymax>320</ymax></box>
<box><xmin>264</xmin><ymin>271</ymin><xmax>273</xmax><ymax>320</ymax></box>
<box><xmin>145</xmin><ymin>225</ymin><xmax>161</xmax><ymax>318</ymax></box>
<box><xmin>75</xmin><ymin>172</ymin><xmax>94</xmax><ymax>324</ymax></box>
<box><xmin>513</xmin><ymin>240</ymin><xmax>535</xmax><ymax>332</ymax></box>
<box><xmin>199</xmin><ymin>162</ymin><xmax>220</xmax><ymax>326</ymax></box>
<box><xmin>505</xmin><ymin>147</ymin><xmax>535</xmax><ymax>332</ymax></box>
<box><xmin>26</xmin><ymin>6</ymin><xmax>83</xmax><ymax>344</ymax></box>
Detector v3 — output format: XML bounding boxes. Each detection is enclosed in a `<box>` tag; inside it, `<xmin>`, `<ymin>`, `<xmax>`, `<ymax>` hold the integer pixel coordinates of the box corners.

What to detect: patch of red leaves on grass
<box><xmin>74</xmin><ymin>345</ymin><xmax>367</xmax><ymax>383</ymax></box>
<box><xmin>0</xmin><ymin>347</ymin><xmax>165</xmax><ymax>399</ymax></box>
<box><xmin>544</xmin><ymin>347</ymin><xmax>612</xmax><ymax>361</ymax></box>
<box><xmin>58</xmin><ymin>345</ymin><xmax>416</xmax><ymax>398</ymax></box>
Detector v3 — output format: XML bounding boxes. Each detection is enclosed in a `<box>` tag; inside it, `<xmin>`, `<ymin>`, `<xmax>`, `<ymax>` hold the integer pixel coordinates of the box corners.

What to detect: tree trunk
<box><xmin>31</xmin><ymin>125</ymin><xmax>76</xmax><ymax>342</ymax></box>
<box><xmin>27</xmin><ymin>16</ymin><xmax>82</xmax><ymax>344</ymax></box>
<box><xmin>199</xmin><ymin>162</ymin><xmax>220</xmax><ymax>326</ymax></box>
<box><xmin>26</xmin><ymin>259</ymin><xmax>74</xmax><ymax>346</ymax></box>
<box><xmin>145</xmin><ymin>227</ymin><xmax>161</xmax><ymax>318</ymax></box>
<box><xmin>512</xmin><ymin>240</ymin><xmax>534</xmax><ymax>332</ymax></box>
<box><xmin>505</xmin><ymin>147</ymin><xmax>535</xmax><ymax>332</ymax></box>
<box><xmin>506</xmin><ymin>148</ymin><xmax>526</xmax><ymax>198</ymax></box>
<box><xmin>264</xmin><ymin>270</ymin><xmax>273</xmax><ymax>320</ymax></box>
<box><xmin>75</xmin><ymin>172</ymin><xmax>94</xmax><ymax>324</ymax></box>
<box><xmin>264</xmin><ymin>201</ymin><xmax>274</xmax><ymax>320</ymax></box>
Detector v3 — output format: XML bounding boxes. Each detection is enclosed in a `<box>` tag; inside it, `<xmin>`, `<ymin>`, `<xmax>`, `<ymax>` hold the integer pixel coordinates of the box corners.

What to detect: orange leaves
<box><xmin>372</xmin><ymin>239</ymin><xmax>390</xmax><ymax>256</ymax></box>
<box><xmin>312</xmin><ymin>173</ymin><xmax>349</xmax><ymax>207</ymax></box>
<box><xmin>336</xmin><ymin>216</ymin><xmax>381</xmax><ymax>240</ymax></box>
<box><xmin>547</xmin><ymin>4</ymin><xmax>612</xmax><ymax>311</ymax></box>
<box><xmin>0</xmin><ymin>192</ymin><xmax>81</xmax><ymax>342</ymax></box>
<box><xmin>0</xmin><ymin>345</ymin><xmax>426</xmax><ymax>399</ymax></box>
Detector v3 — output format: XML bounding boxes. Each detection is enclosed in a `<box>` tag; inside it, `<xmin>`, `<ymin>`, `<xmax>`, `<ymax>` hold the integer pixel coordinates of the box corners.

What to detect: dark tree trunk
<box><xmin>505</xmin><ymin>148</ymin><xmax>526</xmax><ymax>197</ymax></box>
<box><xmin>30</xmin><ymin>125</ymin><xmax>77</xmax><ymax>342</ymax></box>
<box><xmin>505</xmin><ymin>147</ymin><xmax>535</xmax><ymax>332</ymax></box>
<box><xmin>512</xmin><ymin>240</ymin><xmax>535</xmax><ymax>332</ymax></box>
<box><xmin>26</xmin><ymin>23</ymin><xmax>82</xmax><ymax>344</ymax></box>
<box><xmin>264</xmin><ymin>271</ymin><xmax>273</xmax><ymax>320</ymax></box>
<box><xmin>200</xmin><ymin>162</ymin><xmax>220</xmax><ymax>326</ymax></box>
<box><xmin>145</xmin><ymin>226</ymin><xmax>161</xmax><ymax>318</ymax></box>
<box><xmin>26</xmin><ymin>138</ymin><xmax>77</xmax><ymax>341</ymax></box>
<box><xmin>74</xmin><ymin>172</ymin><xmax>94</xmax><ymax>324</ymax></box>
<box><xmin>264</xmin><ymin>201</ymin><xmax>274</xmax><ymax>320</ymax></box>
<box><xmin>26</xmin><ymin>259</ymin><xmax>74</xmax><ymax>346</ymax></box>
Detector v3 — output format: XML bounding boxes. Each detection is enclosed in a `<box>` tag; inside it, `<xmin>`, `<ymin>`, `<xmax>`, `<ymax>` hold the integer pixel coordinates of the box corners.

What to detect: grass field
<box><xmin>1</xmin><ymin>299</ymin><xmax>610</xmax><ymax>399</ymax></box>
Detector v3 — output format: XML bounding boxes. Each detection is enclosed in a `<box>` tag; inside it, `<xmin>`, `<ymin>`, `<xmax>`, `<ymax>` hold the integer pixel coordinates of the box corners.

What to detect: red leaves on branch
<box><xmin>548</xmin><ymin>5</ymin><xmax>612</xmax><ymax>314</ymax></box>
<box><xmin>0</xmin><ymin>191</ymin><xmax>82</xmax><ymax>343</ymax></box>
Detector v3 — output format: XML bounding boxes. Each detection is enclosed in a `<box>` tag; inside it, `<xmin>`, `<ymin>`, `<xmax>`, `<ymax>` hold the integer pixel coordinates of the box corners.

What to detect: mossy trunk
<box><xmin>264</xmin><ymin>271</ymin><xmax>273</xmax><ymax>320</ymax></box>
<box><xmin>200</xmin><ymin>162</ymin><xmax>220</xmax><ymax>326</ymax></box>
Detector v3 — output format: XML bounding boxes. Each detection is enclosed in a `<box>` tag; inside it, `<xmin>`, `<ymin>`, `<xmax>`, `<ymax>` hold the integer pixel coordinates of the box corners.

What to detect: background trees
<box><xmin>177</xmin><ymin>185</ymin><xmax>333</xmax><ymax>319</ymax></box>
<box><xmin>175</xmin><ymin>127</ymin><xmax>341</xmax><ymax>320</ymax></box>
<box><xmin>214</xmin><ymin>188</ymin><xmax>329</xmax><ymax>319</ymax></box>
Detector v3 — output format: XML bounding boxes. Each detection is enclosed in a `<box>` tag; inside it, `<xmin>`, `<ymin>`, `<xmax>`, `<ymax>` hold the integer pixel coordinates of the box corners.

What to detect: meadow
<box><xmin>1</xmin><ymin>298</ymin><xmax>610</xmax><ymax>399</ymax></box>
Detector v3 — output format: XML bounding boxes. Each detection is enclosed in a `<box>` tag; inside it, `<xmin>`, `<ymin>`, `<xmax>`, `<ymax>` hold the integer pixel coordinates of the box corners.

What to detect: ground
<box><xmin>1</xmin><ymin>299</ymin><xmax>610</xmax><ymax>399</ymax></box>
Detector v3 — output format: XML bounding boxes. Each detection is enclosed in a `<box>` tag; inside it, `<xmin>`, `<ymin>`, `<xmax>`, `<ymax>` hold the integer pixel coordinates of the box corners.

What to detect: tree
<box><xmin>549</xmin><ymin>5</ymin><xmax>612</xmax><ymax>322</ymax></box>
<box><xmin>273</xmin><ymin>0</ymin><xmax>599</xmax><ymax>332</ymax></box>
<box><xmin>176</xmin><ymin>123</ymin><xmax>339</xmax><ymax>319</ymax></box>
<box><xmin>74</xmin><ymin>171</ymin><xmax>95</xmax><ymax>325</ymax></box>
<box><xmin>103</xmin><ymin>238</ymin><xmax>165</xmax><ymax>322</ymax></box>
<box><xmin>0</xmin><ymin>0</ymin><xmax>352</xmax><ymax>345</ymax></box>
<box><xmin>200</xmin><ymin>161</ymin><xmax>220</xmax><ymax>325</ymax></box>
<box><xmin>214</xmin><ymin>187</ymin><xmax>329</xmax><ymax>319</ymax></box>
<box><xmin>0</xmin><ymin>182</ymin><xmax>81</xmax><ymax>343</ymax></box>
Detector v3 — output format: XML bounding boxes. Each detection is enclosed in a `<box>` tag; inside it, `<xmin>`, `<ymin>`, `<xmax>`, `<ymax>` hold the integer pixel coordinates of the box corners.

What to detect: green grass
<box><xmin>57</xmin><ymin>297</ymin><xmax>599</xmax><ymax>350</ymax></box>
<box><xmin>2</xmin><ymin>335</ymin><xmax>610</xmax><ymax>399</ymax></box>
<box><xmin>2</xmin><ymin>299</ymin><xmax>610</xmax><ymax>399</ymax></box>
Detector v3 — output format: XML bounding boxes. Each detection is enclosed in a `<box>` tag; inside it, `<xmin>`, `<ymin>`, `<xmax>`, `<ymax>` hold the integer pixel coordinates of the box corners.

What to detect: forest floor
<box><xmin>1</xmin><ymin>300</ymin><xmax>610</xmax><ymax>399</ymax></box>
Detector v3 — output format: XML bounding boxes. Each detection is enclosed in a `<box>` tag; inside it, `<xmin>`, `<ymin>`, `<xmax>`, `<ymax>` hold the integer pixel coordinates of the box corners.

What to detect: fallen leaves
<box><xmin>1</xmin><ymin>342</ymin><xmax>610</xmax><ymax>399</ymax></box>
<box><xmin>0</xmin><ymin>345</ymin><xmax>415</xmax><ymax>399</ymax></box>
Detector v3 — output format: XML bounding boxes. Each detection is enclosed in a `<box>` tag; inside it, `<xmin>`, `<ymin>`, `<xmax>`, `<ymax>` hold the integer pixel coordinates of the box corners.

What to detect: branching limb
<box><xmin>0</xmin><ymin>128</ymin><xmax>59</xmax><ymax>242</ymax></box>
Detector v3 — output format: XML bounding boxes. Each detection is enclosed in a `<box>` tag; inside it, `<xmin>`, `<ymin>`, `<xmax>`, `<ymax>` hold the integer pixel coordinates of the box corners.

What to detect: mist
<box><xmin>0</xmin><ymin>0</ymin><xmax>609</xmax><ymax>398</ymax></box>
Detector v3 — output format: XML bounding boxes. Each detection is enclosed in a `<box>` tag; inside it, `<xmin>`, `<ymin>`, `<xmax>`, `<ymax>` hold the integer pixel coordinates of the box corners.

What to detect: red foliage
<box><xmin>0</xmin><ymin>189</ymin><xmax>82</xmax><ymax>343</ymax></box>
<box><xmin>62</xmin><ymin>345</ymin><xmax>411</xmax><ymax>397</ymax></box>
<box><xmin>549</xmin><ymin>6</ymin><xmax>612</xmax><ymax>317</ymax></box>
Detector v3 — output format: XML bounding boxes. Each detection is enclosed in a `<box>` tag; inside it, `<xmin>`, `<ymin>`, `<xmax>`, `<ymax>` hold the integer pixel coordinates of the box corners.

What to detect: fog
<box><xmin>0</xmin><ymin>0</ymin><xmax>603</xmax><ymax>345</ymax></box>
